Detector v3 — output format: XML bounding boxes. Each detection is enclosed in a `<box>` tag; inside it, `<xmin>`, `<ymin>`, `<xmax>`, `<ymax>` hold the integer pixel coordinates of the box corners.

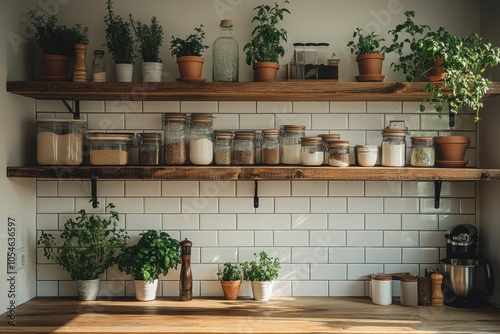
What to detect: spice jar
<box><xmin>318</xmin><ymin>134</ymin><xmax>341</xmax><ymax>165</ymax></box>
<box><xmin>189</xmin><ymin>114</ymin><xmax>214</xmax><ymax>165</ymax></box>
<box><xmin>262</xmin><ymin>129</ymin><xmax>280</xmax><ymax>165</ymax></box>
<box><xmin>381</xmin><ymin>127</ymin><xmax>408</xmax><ymax>167</ymax></box>
<box><xmin>400</xmin><ymin>275</ymin><xmax>418</xmax><ymax>306</ymax></box>
<box><xmin>36</xmin><ymin>119</ymin><xmax>86</xmax><ymax>165</ymax></box>
<box><xmin>356</xmin><ymin>145</ymin><xmax>379</xmax><ymax>167</ymax></box>
<box><xmin>214</xmin><ymin>131</ymin><xmax>233</xmax><ymax>165</ymax></box>
<box><xmin>138</xmin><ymin>133</ymin><xmax>161</xmax><ymax>166</ymax></box>
<box><xmin>410</xmin><ymin>137</ymin><xmax>435</xmax><ymax>167</ymax></box>
<box><xmin>88</xmin><ymin>133</ymin><xmax>132</xmax><ymax>165</ymax></box>
<box><xmin>164</xmin><ymin>113</ymin><xmax>189</xmax><ymax>165</ymax></box>
<box><xmin>233</xmin><ymin>131</ymin><xmax>255</xmax><ymax>165</ymax></box>
<box><xmin>300</xmin><ymin>137</ymin><xmax>324</xmax><ymax>166</ymax></box>
<box><xmin>280</xmin><ymin>125</ymin><xmax>305</xmax><ymax>164</ymax></box>
<box><xmin>372</xmin><ymin>274</ymin><xmax>392</xmax><ymax>306</ymax></box>
<box><xmin>328</xmin><ymin>140</ymin><xmax>350</xmax><ymax>167</ymax></box>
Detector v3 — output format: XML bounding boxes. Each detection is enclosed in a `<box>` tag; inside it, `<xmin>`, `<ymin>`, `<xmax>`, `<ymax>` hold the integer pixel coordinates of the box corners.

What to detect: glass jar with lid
<box><xmin>300</xmin><ymin>137</ymin><xmax>323</xmax><ymax>166</ymax></box>
<box><xmin>280</xmin><ymin>125</ymin><xmax>306</xmax><ymax>164</ymax></box>
<box><xmin>381</xmin><ymin>128</ymin><xmax>407</xmax><ymax>167</ymax></box>
<box><xmin>212</xmin><ymin>19</ymin><xmax>239</xmax><ymax>82</ymax></box>
<box><xmin>189</xmin><ymin>113</ymin><xmax>214</xmax><ymax>165</ymax></box>
<box><xmin>36</xmin><ymin>119</ymin><xmax>87</xmax><ymax>165</ymax></box>
<box><xmin>138</xmin><ymin>133</ymin><xmax>161</xmax><ymax>165</ymax></box>
<box><xmin>262</xmin><ymin>129</ymin><xmax>280</xmax><ymax>165</ymax></box>
<box><xmin>88</xmin><ymin>133</ymin><xmax>132</xmax><ymax>165</ymax></box>
<box><xmin>318</xmin><ymin>133</ymin><xmax>341</xmax><ymax>165</ymax></box>
<box><xmin>233</xmin><ymin>131</ymin><xmax>255</xmax><ymax>165</ymax></box>
<box><xmin>91</xmin><ymin>50</ymin><xmax>106</xmax><ymax>82</ymax></box>
<box><xmin>410</xmin><ymin>137</ymin><xmax>435</xmax><ymax>167</ymax></box>
<box><xmin>214</xmin><ymin>131</ymin><xmax>233</xmax><ymax>165</ymax></box>
<box><xmin>164</xmin><ymin>113</ymin><xmax>189</xmax><ymax>165</ymax></box>
<box><xmin>254</xmin><ymin>130</ymin><xmax>262</xmax><ymax>164</ymax></box>
<box><xmin>328</xmin><ymin>140</ymin><xmax>350</xmax><ymax>167</ymax></box>
<box><xmin>356</xmin><ymin>145</ymin><xmax>379</xmax><ymax>167</ymax></box>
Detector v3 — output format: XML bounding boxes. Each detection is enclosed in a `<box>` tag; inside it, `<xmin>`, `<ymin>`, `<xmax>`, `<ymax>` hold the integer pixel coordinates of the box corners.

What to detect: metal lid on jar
<box><xmin>282</xmin><ymin>124</ymin><xmax>306</xmax><ymax>133</ymax></box>
<box><xmin>214</xmin><ymin>131</ymin><xmax>233</xmax><ymax>139</ymax></box>
<box><xmin>382</xmin><ymin>128</ymin><xmax>408</xmax><ymax>137</ymax></box>
<box><xmin>262</xmin><ymin>129</ymin><xmax>280</xmax><ymax>138</ymax></box>
<box><xmin>190</xmin><ymin>113</ymin><xmax>214</xmax><ymax>123</ymax></box>
<box><xmin>328</xmin><ymin>140</ymin><xmax>350</xmax><ymax>148</ymax></box>
<box><xmin>300</xmin><ymin>136</ymin><xmax>322</xmax><ymax>145</ymax></box>
<box><xmin>164</xmin><ymin>113</ymin><xmax>188</xmax><ymax>123</ymax></box>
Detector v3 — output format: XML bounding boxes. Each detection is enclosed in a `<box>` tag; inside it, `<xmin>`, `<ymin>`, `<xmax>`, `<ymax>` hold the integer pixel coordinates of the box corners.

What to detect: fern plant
<box><xmin>241</xmin><ymin>251</ymin><xmax>280</xmax><ymax>281</ymax></box>
<box><xmin>104</xmin><ymin>0</ymin><xmax>135</xmax><ymax>64</ymax></box>
<box><xmin>130</xmin><ymin>15</ymin><xmax>163</xmax><ymax>63</ymax></box>
<box><xmin>170</xmin><ymin>25</ymin><xmax>209</xmax><ymax>58</ymax></box>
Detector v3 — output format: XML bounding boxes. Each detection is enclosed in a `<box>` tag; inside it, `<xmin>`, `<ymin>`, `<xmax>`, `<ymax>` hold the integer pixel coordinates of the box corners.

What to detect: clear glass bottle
<box><xmin>300</xmin><ymin>137</ymin><xmax>323</xmax><ymax>166</ymax></box>
<box><xmin>212</xmin><ymin>19</ymin><xmax>239</xmax><ymax>82</ymax></box>
<box><xmin>91</xmin><ymin>50</ymin><xmax>106</xmax><ymax>82</ymax></box>
<box><xmin>164</xmin><ymin>113</ymin><xmax>189</xmax><ymax>165</ymax></box>
<box><xmin>328</xmin><ymin>140</ymin><xmax>350</xmax><ymax>167</ymax></box>
<box><xmin>233</xmin><ymin>131</ymin><xmax>255</xmax><ymax>165</ymax></box>
<box><xmin>214</xmin><ymin>131</ymin><xmax>233</xmax><ymax>166</ymax></box>
<box><xmin>189</xmin><ymin>114</ymin><xmax>214</xmax><ymax>165</ymax></box>
<box><xmin>138</xmin><ymin>133</ymin><xmax>161</xmax><ymax>166</ymax></box>
<box><xmin>262</xmin><ymin>129</ymin><xmax>280</xmax><ymax>165</ymax></box>
<box><xmin>410</xmin><ymin>137</ymin><xmax>435</xmax><ymax>167</ymax></box>
<box><xmin>381</xmin><ymin>128</ymin><xmax>407</xmax><ymax>167</ymax></box>
<box><xmin>280</xmin><ymin>125</ymin><xmax>305</xmax><ymax>165</ymax></box>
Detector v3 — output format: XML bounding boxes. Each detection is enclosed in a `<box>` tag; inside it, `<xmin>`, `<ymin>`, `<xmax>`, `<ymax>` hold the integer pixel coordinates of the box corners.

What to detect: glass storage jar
<box><xmin>214</xmin><ymin>131</ymin><xmax>233</xmax><ymax>165</ymax></box>
<box><xmin>356</xmin><ymin>145</ymin><xmax>379</xmax><ymax>167</ymax></box>
<box><xmin>91</xmin><ymin>50</ymin><xmax>106</xmax><ymax>82</ymax></box>
<box><xmin>318</xmin><ymin>133</ymin><xmax>341</xmax><ymax>165</ymax></box>
<box><xmin>88</xmin><ymin>133</ymin><xmax>132</xmax><ymax>165</ymax></box>
<box><xmin>410</xmin><ymin>137</ymin><xmax>435</xmax><ymax>167</ymax></box>
<box><xmin>138</xmin><ymin>133</ymin><xmax>161</xmax><ymax>165</ymax></box>
<box><xmin>381</xmin><ymin>128</ymin><xmax>407</xmax><ymax>167</ymax></box>
<box><xmin>262</xmin><ymin>129</ymin><xmax>280</xmax><ymax>165</ymax></box>
<box><xmin>36</xmin><ymin>119</ymin><xmax>86</xmax><ymax>165</ymax></box>
<box><xmin>300</xmin><ymin>137</ymin><xmax>323</xmax><ymax>166</ymax></box>
<box><xmin>212</xmin><ymin>19</ymin><xmax>239</xmax><ymax>82</ymax></box>
<box><xmin>233</xmin><ymin>131</ymin><xmax>255</xmax><ymax>165</ymax></box>
<box><xmin>254</xmin><ymin>130</ymin><xmax>262</xmax><ymax>164</ymax></box>
<box><xmin>328</xmin><ymin>140</ymin><xmax>350</xmax><ymax>167</ymax></box>
<box><xmin>164</xmin><ymin>113</ymin><xmax>189</xmax><ymax>165</ymax></box>
<box><xmin>189</xmin><ymin>114</ymin><xmax>214</xmax><ymax>165</ymax></box>
<box><xmin>280</xmin><ymin>125</ymin><xmax>305</xmax><ymax>164</ymax></box>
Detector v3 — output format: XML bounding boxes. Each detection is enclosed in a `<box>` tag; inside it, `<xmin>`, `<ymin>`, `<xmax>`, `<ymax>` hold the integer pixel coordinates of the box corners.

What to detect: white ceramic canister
<box><xmin>400</xmin><ymin>275</ymin><xmax>418</xmax><ymax>306</ymax></box>
<box><xmin>372</xmin><ymin>274</ymin><xmax>392</xmax><ymax>306</ymax></box>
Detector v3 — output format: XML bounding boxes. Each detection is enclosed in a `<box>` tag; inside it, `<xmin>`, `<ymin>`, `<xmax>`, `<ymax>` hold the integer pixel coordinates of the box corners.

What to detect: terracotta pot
<box><xmin>177</xmin><ymin>56</ymin><xmax>204</xmax><ymax>81</ymax></box>
<box><xmin>42</xmin><ymin>54</ymin><xmax>71</xmax><ymax>79</ymax></box>
<box><xmin>355</xmin><ymin>53</ymin><xmax>384</xmax><ymax>82</ymax></box>
<box><xmin>220</xmin><ymin>280</ymin><xmax>241</xmax><ymax>300</ymax></box>
<box><xmin>428</xmin><ymin>56</ymin><xmax>445</xmax><ymax>82</ymax></box>
<box><xmin>434</xmin><ymin>136</ymin><xmax>470</xmax><ymax>162</ymax></box>
<box><xmin>252</xmin><ymin>62</ymin><xmax>279</xmax><ymax>82</ymax></box>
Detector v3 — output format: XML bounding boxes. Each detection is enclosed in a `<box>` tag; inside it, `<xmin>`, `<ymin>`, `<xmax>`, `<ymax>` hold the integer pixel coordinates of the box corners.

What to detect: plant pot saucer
<box><xmin>39</xmin><ymin>76</ymin><xmax>71</xmax><ymax>81</ymax></box>
<box><xmin>176</xmin><ymin>77</ymin><xmax>207</xmax><ymax>82</ymax></box>
<box><xmin>428</xmin><ymin>75</ymin><xmax>444</xmax><ymax>82</ymax></box>
<box><xmin>355</xmin><ymin>74</ymin><xmax>384</xmax><ymax>82</ymax></box>
<box><xmin>436</xmin><ymin>160</ymin><xmax>469</xmax><ymax>168</ymax></box>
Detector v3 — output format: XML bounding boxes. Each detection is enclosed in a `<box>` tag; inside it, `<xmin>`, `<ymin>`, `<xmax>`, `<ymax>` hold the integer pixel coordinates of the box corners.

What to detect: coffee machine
<box><xmin>441</xmin><ymin>224</ymin><xmax>494</xmax><ymax>307</ymax></box>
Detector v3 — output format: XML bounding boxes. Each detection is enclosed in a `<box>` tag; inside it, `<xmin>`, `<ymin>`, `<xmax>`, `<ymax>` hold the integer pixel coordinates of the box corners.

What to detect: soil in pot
<box><xmin>42</xmin><ymin>54</ymin><xmax>71</xmax><ymax>80</ymax></box>
<box><xmin>355</xmin><ymin>53</ymin><xmax>384</xmax><ymax>82</ymax></box>
<box><xmin>176</xmin><ymin>56</ymin><xmax>205</xmax><ymax>82</ymax></box>
<box><xmin>253</xmin><ymin>62</ymin><xmax>279</xmax><ymax>82</ymax></box>
<box><xmin>220</xmin><ymin>280</ymin><xmax>241</xmax><ymax>300</ymax></box>
<box><xmin>434</xmin><ymin>135</ymin><xmax>470</xmax><ymax>164</ymax></box>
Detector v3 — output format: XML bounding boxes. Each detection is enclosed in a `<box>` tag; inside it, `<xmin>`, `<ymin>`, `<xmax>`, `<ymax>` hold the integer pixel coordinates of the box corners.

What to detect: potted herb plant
<box><xmin>217</xmin><ymin>262</ymin><xmax>242</xmax><ymax>300</ymax></box>
<box><xmin>116</xmin><ymin>229</ymin><xmax>180</xmax><ymax>301</ymax></box>
<box><xmin>37</xmin><ymin>203</ymin><xmax>128</xmax><ymax>300</ymax></box>
<box><xmin>241</xmin><ymin>251</ymin><xmax>280</xmax><ymax>301</ymax></box>
<box><xmin>104</xmin><ymin>0</ymin><xmax>136</xmax><ymax>82</ymax></box>
<box><xmin>347</xmin><ymin>27</ymin><xmax>388</xmax><ymax>82</ymax></box>
<box><xmin>243</xmin><ymin>0</ymin><xmax>290</xmax><ymax>81</ymax></box>
<box><xmin>130</xmin><ymin>15</ymin><xmax>164</xmax><ymax>82</ymax></box>
<box><xmin>170</xmin><ymin>25</ymin><xmax>209</xmax><ymax>82</ymax></box>
<box><xmin>28</xmin><ymin>10</ymin><xmax>88</xmax><ymax>80</ymax></box>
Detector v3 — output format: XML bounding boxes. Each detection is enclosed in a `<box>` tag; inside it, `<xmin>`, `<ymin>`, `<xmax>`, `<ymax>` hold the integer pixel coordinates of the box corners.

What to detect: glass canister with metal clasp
<box><xmin>189</xmin><ymin>113</ymin><xmax>214</xmax><ymax>165</ymax></box>
<box><xmin>164</xmin><ymin>113</ymin><xmax>189</xmax><ymax>165</ymax></box>
<box><xmin>232</xmin><ymin>131</ymin><xmax>255</xmax><ymax>165</ymax></box>
<box><xmin>410</xmin><ymin>136</ymin><xmax>435</xmax><ymax>167</ymax></box>
<box><xmin>280</xmin><ymin>125</ymin><xmax>306</xmax><ymax>164</ymax></box>
<box><xmin>328</xmin><ymin>140</ymin><xmax>350</xmax><ymax>167</ymax></box>
<box><xmin>300</xmin><ymin>136</ymin><xmax>323</xmax><ymax>166</ymax></box>
<box><xmin>214</xmin><ymin>131</ymin><xmax>233</xmax><ymax>165</ymax></box>
<box><xmin>318</xmin><ymin>133</ymin><xmax>341</xmax><ymax>165</ymax></box>
<box><xmin>138</xmin><ymin>132</ymin><xmax>161</xmax><ymax>165</ymax></box>
<box><xmin>262</xmin><ymin>129</ymin><xmax>280</xmax><ymax>165</ymax></box>
<box><xmin>381</xmin><ymin>121</ymin><xmax>409</xmax><ymax>167</ymax></box>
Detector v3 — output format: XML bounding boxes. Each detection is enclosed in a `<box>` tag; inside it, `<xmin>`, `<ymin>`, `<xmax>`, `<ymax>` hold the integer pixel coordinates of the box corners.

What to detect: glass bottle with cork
<box><xmin>212</xmin><ymin>19</ymin><xmax>239</xmax><ymax>82</ymax></box>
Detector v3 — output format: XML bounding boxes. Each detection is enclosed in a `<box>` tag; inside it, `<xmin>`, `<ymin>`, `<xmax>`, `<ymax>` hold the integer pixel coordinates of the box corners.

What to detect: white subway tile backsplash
<box><xmin>311</xmin><ymin>114</ymin><xmax>348</xmax><ymax>130</ymax></box>
<box><xmin>37</xmin><ymin>264</ymin><xmax>71</xmax><ymax>280</ymax></box>
<box><xmin>280</xmin><ymin>263</ymin><xmax>310</xmax><ymax>280</ymax></box>
<box><xmin>37</xmin><ymin>214</ymin><xmax>58</xmax><ymax>230</ymax></box>
<box><xmin>37</xmin><ymin>181</ymin><xmax>57</xmax><ymax>197</ymax></box>
<box><xmin>292</xmin><ymin>181</ymin><xmax>328</xmax><ymax>197</ymax></box>
<box><xmin>292</xmin><ymin>247</ymin><xmax>328</xmax><ymax>263</ymax></box>
<box><xmin>384</xmin><ymin>198</ymin><xmax>420</xmax><ymax>213</ymax></box>
<box><xmin>460</xmin><ymin>199</ymin><xmax>476</xmax><ymax>214</ymax></box>
<box><xmin>439</xmin><ymin>214</ymin><xmax>476</xmax><ymax>231</ymax></box>
<box><xmin>97</xmin><ymin>181</ymin><xmax>124</xmax><ymax>197</ymax></box>
<box><xmin>328</xmin><ymin>214</ymin><xmax>364</xmax><ymax>230</ymax></box>
<box><xmin>219</xmin><ymin>198</ymin><xmax>255</xmax><ymax>213</ymax></box>
<box><xmin>200</xmin><ymin>281</ymin><xmax>223</xmax><ymax>297</ymax></box>
<box><xmin>238</xmin><ymin>247</ymin><xmax>291</xmax><ymax>263</ymax></box>
<box><xmin>189</xmin><ymin>264</ymin><xmax>219</xmax><ymax>280</ymax></box>
<box><xmin>145</xmin><ymin>198</ymin><xmax>180</xmax><ymax>213</ymax></box>
<box><xmin>292</xmin><ymin>214</ymin><xmax>327</xmax><ymax>230</ymax></box>
<box><xmin>257</xmin><ymin>101</ymin><xmax>292</xmax><ymax>114</ymax></box>
<box><xmin>274</xmin><ymin>231</ymin><xmax>309</xmax><ymax>246</ymax></box>
<box><xmin>347</xmin><ymin>231</ymin><xmax>383</xmax><ymax>247</ymax></box>
<box><xmin>420</xmin><ymin>198</ymin><xmax>459</xmax><ymax>214</ymax></box>
<box><xmin>57</xmin><ymin>181</ymin><xmax>89</xmax><ymax>197</ymax></box>
<box><xmin>212</xmin><ymin>114</ymin><xmax>239</xmax><ymax>129</ymax></box>
<box><xmin>330</xmin><ymin>102</ymin><xmax>366</xmax><ymax>113</ymax></box>
<box><xmin>219</xmin><ymin>101</ymin><xmax>256</xmax><ymax>114</ymax></box>
<box><xmin>292</xmin><ymin>281</ymin><xmax>329</xmax><ymax>296</ymax></box>
<box><xmin>348</xmin><ymin>198</ymin><xmax>383</xmax><ymax>213</ymax></box>
<box><xmin>402</xmin><ymin>214</ymin><xmax>438</xmax><ymax>230</ymax></box>
<box><xmin>311</xmin><ymin>198</ymin><xmax>346</xmax><ymax>213</ymax></box>
<box><xmin>238</xmin><ymin>214</ymin><xmax>290</xmax><ymax>230</ymax></box>
<box><xmin>329</xmin><ymin>181</ymin><xmax>364</xmax><ymax>196</ymax></box>
<box><xmin>182</xmin><ymin>197</ymin><xmax>218</xmax><ymax>213</ymax></box>
<box><xmin>330</xmin><ymin>281</ymin><xmax>365</xmax><ymax>296</ymax></box>
<box><xmin>365</xmin><ymin>248</ymin><xmax>401</xmax><ymax>263</ymax></box>
<box><xmin>125</xmin><ymin>113</ymin><xmax>162</xmax><ymax>130</ymax></box>
<box><xmin>162</xmin><ymin>181</ymin><xmax>199</xmax><ymax>197</ymax></box>
<box><xmin>88</xmin><ymin>113</ymin><xmax>125</xmax><ymax>130</ymax></box>
<box><xmin>365</xmin><ymin>181</ymin><xmax>401</xmax><ymax>197</ymax></box>
<box><xmin>420</xmin><ymin>231</ymin><xmax>446</xmax><ymax>247</ymax></box>
<box><xmin>59</xmin><ymin>281</ymin><xmax>77</xmax><ymax>296</ymax></box>
<box><xmin>367</xmin><ymin>102</ymin><xmax>402</xmax><ymax>114</ymax></box>
<box><xmin>37</xmin><ymin>100</ymin><xmax>70</xmax><ymax>112</ymax></box>
<box><xmin>349</xmin><ymin>114</ymin><xmax>384</xmax><ymax>130</ymax></box>
<box><xmin>125</xmin><ymin>181</ymin><xmax>161</xmax><ymax>197</ymax></box>
<box><xmin>218</xmin><ymin>231</ymin><xmax>254</xmax><ymax>246</ymax></box>
<box><xmin>105</xmin><ymin>100</ymin><xmax>142</xmax><ymax>113</ymax></box>
<box><xmin>329</xmin><ymin>247</ymin><xmax>364</xmax><ymax>263</ymax></box>
<box><xmin>365</xmin><ymin>214</ymin><xmax>401</xmax><ymax>230</ymax></box>
<box><xmin>293</xmin><ymin>102</ymin><xmax>329</xmax><ymax>114</ymax></box>
<box><xmin>255</xmin><ymin>231</ymin><xmax>274</xmax><ymax>246</ymax></box>
<box><xmin>310</xmin><ymin>231</ymin><xmax>346</xmax><ymax>247</ymax></box>
<box><xmin>200</xmin><ymin>214</ymin><xmax>236</xmax><ymax>230</ymax></box>
<box><xmin>256</xmin><ymin>198</ymin><xmax>275</xmax><ymax>213</ymax></box>
<box><xmin>181</xmin><ymin>101</ymin><xmax>218</xmax><ymax>113</ymax></box>
<box><xmin>143</xmin><ymin>101</ymin><xmax>180</xmax><ymax>113</ymax></box>
<box><xmin>384</xmin><ymin>231</ymin><xmax>418</xmax><ymax>247</ymax></box>
<box><xmin>106</xmin><ymin>198</ymin><xmax>143</xmax><ymax>213</ymax></box>
<box><xmin>347</xmin><ymin>264</ymin><xmax>383</xmax><ymax>280</ymax></box>
<box><xmin>255</xmin><ymin>181</ymin><xmax>290</xmax><ymax>197</ymax></box>
<box><xmin>80</xmin><ymin>101</ymin><xmax>105</xmax><ymax>113</ymax></box>
<box><xmin>402</xmin><ymin>248</ymin><xmax>439</xmax><ymax>264</ymax></box>
<box><xmin>239</xmin><ymin>113</ymin><xmax>274</xmax><ymax>129</ymax></box>
<box><xmin>200</xmin><ymin>248</ymin><xmax>238</xmax><ymax>263</ymax></box>
<box><xmin>385</xmin><ymin>114</ymin><xmax>419</xmax><ymax>130</ymax></box>
<box><xmin>37</xmin><ymin>198</ymin><xmax>74</xmax><ymax>214</ymax></box>
<box><xmin>163</xmin><ymin>214</ymin><xmax>199</xmax><ymax>230</ymax></box>
<box><xmin>126</xmin><ymin>214</ymin><xmax>162</xmax><ymax>230</ymax></box>
<box><xmin>181</xmin><ymin>231</ymin><xmax>217</xmax><ymax>247</ymax></box>
<box><xmin>276</xmin><ymin>113</ymin><xmax>311</xmax><ymax>129</ymax></box>
<box><xmin>275</xmin><ymin>197</ymin><xmax>309</xmax><ymax>213</ymax></box>
<box><xmin>37</xmin><ymin>281</ymin><xmax>59</xmax><ymax>297</ymax></box>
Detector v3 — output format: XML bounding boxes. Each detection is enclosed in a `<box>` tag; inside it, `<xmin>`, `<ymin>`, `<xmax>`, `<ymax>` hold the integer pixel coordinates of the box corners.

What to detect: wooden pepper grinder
<box><xmin>73</xmin><ymin>43</ymin><xmax>87</xmax><ymax>82</ymax></box>
<box><xmin>431</xmin><ymin>273</ymin><xmax>444</xmax><ymax>307</ymax></box>
<box><xmin>179</xmin><ymin>238</ymin><xmax>192</xmax><ymax>301</ymax></box>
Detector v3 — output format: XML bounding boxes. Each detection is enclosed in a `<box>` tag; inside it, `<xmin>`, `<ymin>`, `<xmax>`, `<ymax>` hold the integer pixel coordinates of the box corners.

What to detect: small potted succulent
<box><xmin>243</xmin><ymin>0</ymin><xmax>290</xmax><ymax>81</ymax></box>
<box><xmin>170</xmin><ymin>25</ymin><xmax>209</xmax><ymax>82</ymax></box>
<box><xmin>241</xmin><ymin>251</ymin><xmax>280</xmax><ymax>301</ymax></box>
<box><xmin>130</xmin><ymin>15</ymin><xmax>164</xmax><ymax>82</ymax></box>
<box><xmin>217</xmin><ymin>262</ymin><xmax>242</xmax><ymax>300</ymax></box>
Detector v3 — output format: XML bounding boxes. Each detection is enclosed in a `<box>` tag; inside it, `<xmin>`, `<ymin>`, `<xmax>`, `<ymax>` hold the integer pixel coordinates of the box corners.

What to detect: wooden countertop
<box><xmin>1</xmin><ymin>297</ymin><xmax>500</xmax><ymax>333</ymax></box>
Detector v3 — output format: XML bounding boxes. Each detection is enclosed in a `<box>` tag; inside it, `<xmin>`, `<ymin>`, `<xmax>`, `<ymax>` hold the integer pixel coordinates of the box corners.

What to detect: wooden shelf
<box><xmin>7</xmin><ymin>165</ymin><xmax>500</xmax><ymax>181</ymax></box>
<box><xmin>7</xmin><ymin>81</ymin><xmax>500</xmax><ymax>101</ymax></box>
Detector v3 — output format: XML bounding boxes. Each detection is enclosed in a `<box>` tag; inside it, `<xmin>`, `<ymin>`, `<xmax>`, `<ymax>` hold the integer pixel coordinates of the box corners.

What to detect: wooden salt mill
<box><xmin>179</xmin><ymin>238</ymin><xmax>192</xmax><ymax>301</ymax></box>
<box><xmin>431</xmin><ymin>273</ymin><xmax>444</xmax><ymax>307</ymax></box>
<box><xmin>73</xmin><ymin>43</ymin><xmax>87</xmax><ymax>82</ymax></box>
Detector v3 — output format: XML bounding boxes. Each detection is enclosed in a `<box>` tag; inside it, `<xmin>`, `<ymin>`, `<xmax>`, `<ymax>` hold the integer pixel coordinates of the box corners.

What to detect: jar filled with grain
<box><xmin>318</xmin><ymin>133</ymin><xmax>341</xmax><ymax>165</ymax></box>
<box><xmin>138</xmin><ymin>133</ymin><xmax>161</xmax><ymax>165</ymax></box>
<box><xmin>328</xmin><ymin>140</ymin><xmax>350</xmax><ymax>167</ymax></box>
<box><xmin>214</xmin><ymin>131</ymin><xmax>233</xmax><ymax>165</ymax></box>
<box><xmin>164</xmin><ymin>113</ymin><xmax>188</xmax><ymax>165</ymax></box>
<box><xmin>381</xmin><ymin>128</ymin><xmax>407</xmax><ymax>167</ymax></box>
<box><xmin>300</xmin><ymin>136</ymin><xmax>324</xmax><ymax>166</ymax></box>
<box><xmin>410</xmin><ymin>137</ymin><xmax>435</xmax><ymax>167</ymax></box>
<box><xmin>88</xmin><ymin>133</ymin><xmax>132</xmax><ymax>165</ymax></box>
<box><xmin>280</xmin><ymin>125</ymin><xmax>305</xmax><ymax>164</ymax></box>
<box><xmin>36</xmin><ymin>119</ymin><xmax>86</xmax><ymax>165</ymax></box>
<box><xmin>254</xmin><ymin>130</ymin><xmax>262</xmax><ymax>164</ymax></box>
<box><xmin>233</xmin><ymin>131</ymin><xmax>255</xmax><ymax>165</ymax></box>
<box><xmin>262</xmin><ymin>129</ymin><xmax>280</xmax><ymax>165</ymax></box>
<box><xmin>189</xmin><ymin>113</ymin><xmax>214</xmax><ymax>165</ymax></box>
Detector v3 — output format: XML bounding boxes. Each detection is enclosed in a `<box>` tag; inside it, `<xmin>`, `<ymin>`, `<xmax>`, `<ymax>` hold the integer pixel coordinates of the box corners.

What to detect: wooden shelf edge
<box><xmin>6</xmin><ymin>166</ymin><xmax>500</xmax><ymax>181</ymax></box>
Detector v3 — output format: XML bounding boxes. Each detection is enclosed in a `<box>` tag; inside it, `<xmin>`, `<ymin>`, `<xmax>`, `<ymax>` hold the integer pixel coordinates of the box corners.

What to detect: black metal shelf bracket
<box><xmin>434</xmin><ymin>180</ymin><xmax>443</xmax><ymax>209</ymax></box>
<box><xmin>254</xmin><ymin>180</ymin><xmax>259</xmax><ymax>209</ymax></box>
<box><xmin>61</xmin><ymin>99</ymin><xmax>80</xmax><ymax>119</ymax></box>
<box><xmin>91</xmin><ymin>176</ymin><xmax>98</xmax><ymax>209</ymax></box>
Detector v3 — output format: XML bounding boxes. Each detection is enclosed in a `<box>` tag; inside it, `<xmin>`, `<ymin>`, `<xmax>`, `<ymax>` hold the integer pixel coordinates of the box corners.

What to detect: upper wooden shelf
<box><xmin>7</xmin><ymin>166</ymin><xmax>500</xmax><ymax>181</ymax></box>
<box><xmin>7</xmin><ymin>81</ymin><xmax>500</xmax><ymax>102</ymax></box>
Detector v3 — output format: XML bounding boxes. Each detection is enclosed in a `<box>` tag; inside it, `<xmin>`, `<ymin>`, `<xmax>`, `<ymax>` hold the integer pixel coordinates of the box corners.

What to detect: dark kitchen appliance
<box><xmin>441</xmin><ymin>224</ymin><xmax>494</xmax><ymax>308</ymax></box>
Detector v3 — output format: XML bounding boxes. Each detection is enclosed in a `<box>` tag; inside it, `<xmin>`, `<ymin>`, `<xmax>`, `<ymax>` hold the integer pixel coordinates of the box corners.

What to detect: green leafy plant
<box><xmin>244</xmin><ymin>0</ymin><xmax>290</xmax><ymax>65</ymax></box>
<box><xmin>116</xmin><ymin>230</ymin><xmax>180</xmax><ymax>282</ymax></box>
<box><xmin>37</xmin><ymin>203</ymin><xmax>128</xmax><ymax>281</ymax></box>
<box><xmin>217</xmin><ymin>262</ymin><xmax>242</xmax><ymax>281</ymax></box>
<box><xmin>241</xmin><ymin>251</ymin><xmax>280</xmax><ymax>281</ymax></box>
<box><xmin>28</xmin><ymin>10</ymin><xmax>88</xmax><ymax>56</ymax></box>
<box><xmin>104</xmin><ymin>0</ymin><xmax>135</xmax><ymax>64</ymax></box>
<box><xmin>130</xmin><ymin>15</ymin><xmax>163</xmax><ymax>63</ymax></box>
<box><xmin>170</xmin><ymin>25</ymin><xmax>209</xmax><ymax>58</ymax></box>
<box><xmin>347</xmin><ymin>27</ymin><xmax>388</xmax><ymax>56</ymax></box>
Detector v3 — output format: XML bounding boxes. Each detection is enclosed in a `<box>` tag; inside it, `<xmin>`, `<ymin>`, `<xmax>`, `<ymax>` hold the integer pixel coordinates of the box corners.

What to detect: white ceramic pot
<box><xmin>142</xmin><ymin>62</ymin><xmax>163</xmax><ymax>82</ymax></box>
<box><xmin>116</xmin><ymin>63</ymin><xmax>133</xmax><ymax>82</ymax></box>
<box><xmin>250</xmin><ymin>281</ymin><xmax>274</xmax><ymax>301</ymax></box>
<box><xmin>77</xmin><ymin>278</ymin><xmax>100</xmax><ymax>301</ymax></box>
<box><xmin>134</xmin><ymin>279</ymin><xmax>158</xmax><ymax>301</ymax></box>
